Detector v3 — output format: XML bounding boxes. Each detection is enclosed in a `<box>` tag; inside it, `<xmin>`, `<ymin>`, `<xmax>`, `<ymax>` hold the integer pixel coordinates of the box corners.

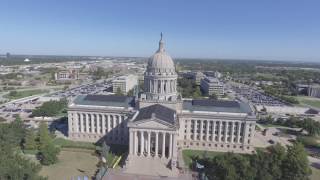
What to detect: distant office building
<box><xmin>201</xmin><ymin>77</ymin><xmax>224</xmax><ymax>96</ymax></box>
<box><xmin>192</xmin><ymin>72</ymin><xmax>205</xmax><ymax>85</ymax></box>
<box><xmin>308</xmin><ymin>85</ymin><xmax>320</xmax><ymax>98</ymax></box>
<box><xmin>113</xmin><ymin>75</ymin><xmax>138</xmax><ymax>94</ymax></box>
<box><xmin>6</xmin><ymin>52</ymin><xmax>11</xmax><ymax>58</ymax></box>
<box><xmin>55</xmin><ymin>69</ymin><xmax>79</xmax><ymax>81</ymax></box>
<box><xmin>214</xmin><ymin>71</ymin><xmax>222</xmax><ymax>78</ymax></box>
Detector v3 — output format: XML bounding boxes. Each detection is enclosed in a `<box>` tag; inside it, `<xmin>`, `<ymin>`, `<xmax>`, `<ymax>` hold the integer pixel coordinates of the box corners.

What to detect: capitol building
<box><xmin>67</xmin><ymin>35</ymin><xmax>257</xmax><ymax>176</ymax></box>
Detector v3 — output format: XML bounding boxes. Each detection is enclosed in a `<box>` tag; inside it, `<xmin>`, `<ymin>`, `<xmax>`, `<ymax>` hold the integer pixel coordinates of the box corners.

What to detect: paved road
<box><xmin>103</xmin><ymin>169</ymin><xmax>194</xmax><ymax>180</ymax></box>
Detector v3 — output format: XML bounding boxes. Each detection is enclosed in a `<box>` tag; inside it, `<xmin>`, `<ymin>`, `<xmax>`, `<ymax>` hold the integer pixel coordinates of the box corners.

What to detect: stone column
<box><xmin>206</xmin><ymin>120</ymin><xmax>210</xmax><ymax>141</ymax></box>
<box><xmin>171</xmin><ymin>133</ymin><xmax>178</xmax><ymax>169</ymax></box>
<box><xmin>212</xmin><ymin>121</ymin><xmax>216</xmax><ymax>142</ymax></box>
<box><xmin>162</xmin><ymin>132</ymin><xmax>166</xmax><ymax>158</ymax></box>
<box><xmin>74</xmin><ymin>113</ymin><xmax>79</xmax><ymax>133</ymax></box>
<box><xmin>86</xmin><ymin>113</ymin><xmax>89</xmax><ymax>133</ymax></box>
<box><xmin>68</xmin><ymin>112</ymin><xmax>73</xmax><ymax>134</ymax></box>
<box><xmin>141</xmin><ymin>131</ymin><xmax>144</xmax><ymax>156</ymax></box>
<box><xmin>194</xmin><ymin>120</ymin><xmax>197</xmax><ymax>141</ymax></box>
<box><xmin>186</xmin><ymin>120</ymin><xmax>190</xmax><ymax>140</ymax></box>
<box><xmin>147</xmin><ymin>131</ymin><xmax>151</xmax><ymax>157</ymax></box>
<box><xmin>231</xmin><ymin>121</ymin><xmax>235</xmax><ymax>143</ymax></box>
<box><xmin>161</xmin><ymin>80</ymin><xmax>164</xmax><ymax>93</ymax></box>
<box><xmin>134</xmin><ymin>130</ymin><xmax>138</xmax><ymax>155</ymax></box>
<box><xmin>97</xmin><ymin>114</ymin><xmax>100</xmax><ymax>134</ymax></box>
<box><xmin>113</xmin><ymin>115</ymin><xmax>117</xmax><ymax>136</ymax></box>
<box><xmin>169</xmin><ymin>133</ymin><xmax>173</xmax><ymax>158</ymax></box>
<box><xmin>89</xmin><ymin>114</ymin><xmax>92</xmax><ymax>133</ymax></box>
<box><xmin>218</xmin><ymin>121</ymin><xmax>222</xmax><ymax>142</ymax></box>
<box><xmin>93</xmin><ymin>114</ymin><xmax>95</xmax><ymax>134</ymax></box>
<box><xmin>129</xmin><ymin>130</ymin><xmax>133</xmax><ymax>155</ymax></box>
<box><xmin>155</xmin><ymin>132</ymin><xmax>159</xmax><ymax>158</ymax></box>
<box><xmin>117</xmin><ymin>115</ymin><xmax>121</xmax><ymax>136</ymax></box>
<box><xmin>79</xmin><ymin>114</ymin><xmax>83</xmax><ymax>133</ymax></box>
<box><xmin>224</xmin><ymin>121</ymin><xmax>228</xmax><ymax>143</ymax></box>
<box><xmin>243</xmin><ymin>122</ymin><xmax>249</xmax><ymax>146</ymax></box>
<box><xmin>102</xmin><ymin>115</ymin><xmax>106</xmax><ymax>134</ymax></box>
<box><xmin>237</xmin><ymin>122</ymin><xmax>241</xmax><ymax>143</ymax></box>
<box><xmin>200</xmin><ymin>120</ymin><xmax>203</xmax><ymax>141</ymax></box>
<box><xmin>107</xmin><ymin>115</ymin><xmax>111</xmax><ymax>133</ymax></box>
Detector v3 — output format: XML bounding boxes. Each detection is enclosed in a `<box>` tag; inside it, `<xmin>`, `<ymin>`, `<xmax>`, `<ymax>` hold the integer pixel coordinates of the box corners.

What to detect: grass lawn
<box><xmin>310</xmin><ymin>166</ymin><xmax>320</xmax><ymax>180</ymax></box>
<box><xmin>296</xmin><ymin>96</ymin><xmax>320</xmax><ymax>108</ymax></box>
<box><xmin>182</xmin><ymin>149</ymin><xmax>223</xmax><ymax>168</ymax></box>
<box><xmin>53</xmin><ymin>138</ymin><xmax>96</xmax><ymax>150</ymax></box>
<box><xmin>4</xmin><ymin>89</ymin><xmax>49</xmax><ymax>99</ymax></box>
<box><xmin>40</xmin><ymin>150</ymin><xmax>99</xmax><ymax>180</ymax></box>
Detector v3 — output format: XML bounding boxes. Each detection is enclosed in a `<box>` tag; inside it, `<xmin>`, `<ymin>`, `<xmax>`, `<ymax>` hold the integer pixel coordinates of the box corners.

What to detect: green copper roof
<box><xmin>183</xmin><ymin>99</ymin><xmax>252</xmax><ymax>114</ymax></box>
<box><xmin>73</xmin><ymin>95</ymin><xmax>134</xmax><ymax>108</ymax></box>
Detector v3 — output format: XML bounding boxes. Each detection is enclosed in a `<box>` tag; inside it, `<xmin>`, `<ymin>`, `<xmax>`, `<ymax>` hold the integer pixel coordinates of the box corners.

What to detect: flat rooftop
<box><xmin>72</xmin><ymin>95</ymin><xmax>134</xmax><ymax>108</ymax></box>
<box><xmin>183</xmin><ymin>99</ymin><xmax>252</xmax><ymax>114</ymax></box>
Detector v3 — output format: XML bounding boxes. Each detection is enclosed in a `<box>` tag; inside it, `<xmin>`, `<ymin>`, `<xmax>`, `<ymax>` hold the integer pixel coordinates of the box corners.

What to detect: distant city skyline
<box><xmin>0</xmin><ymin>0</ymin><xmax>319</xmax><ymax>61</ymax></box>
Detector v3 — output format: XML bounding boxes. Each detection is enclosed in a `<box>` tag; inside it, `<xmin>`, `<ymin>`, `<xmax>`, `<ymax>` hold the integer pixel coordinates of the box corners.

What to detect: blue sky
<box><xmin>0</xmin><ymin>0</ymin><xmax>319</xmax><ymax>61</ymax></box>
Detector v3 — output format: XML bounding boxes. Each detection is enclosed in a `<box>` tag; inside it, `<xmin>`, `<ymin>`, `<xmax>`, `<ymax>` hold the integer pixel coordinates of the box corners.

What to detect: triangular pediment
<box><xmin>133</xmin><ymin>118</ymin><xmax>175</xmax><ymax>130</ymax></box>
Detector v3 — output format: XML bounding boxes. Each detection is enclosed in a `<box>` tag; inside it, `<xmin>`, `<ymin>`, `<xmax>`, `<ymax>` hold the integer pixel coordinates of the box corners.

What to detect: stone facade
<box><xmin>67</xmin><ymin>35</ymin><xmax>257</xmax><ymax>175</ymax></box>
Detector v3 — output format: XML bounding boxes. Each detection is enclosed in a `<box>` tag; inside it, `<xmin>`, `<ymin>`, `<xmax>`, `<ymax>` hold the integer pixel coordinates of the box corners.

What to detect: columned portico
<box><xmin>129</xmin><ymin>128</ymin><xmax>177</xmax><ymax>161</ymax></box>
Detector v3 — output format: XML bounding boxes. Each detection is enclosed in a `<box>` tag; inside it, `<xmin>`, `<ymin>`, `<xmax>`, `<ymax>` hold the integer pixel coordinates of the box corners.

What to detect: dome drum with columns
<box><xmin>142</xmin><ymin>33</ymin><xmax>178</xmax><ymax>101</ymax></box>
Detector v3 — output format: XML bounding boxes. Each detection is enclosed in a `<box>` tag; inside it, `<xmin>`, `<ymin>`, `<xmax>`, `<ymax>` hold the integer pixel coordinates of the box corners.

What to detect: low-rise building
<box><xmin>112</xmin><ymin>75</ymin><xmax>138</xmax><ymax>94</ymax></box>
<box><xmin>192</xmin><ymin>72</ymin><xmax>205</xmax><ymax>85</ymax></box>
<box><xmin>55</xmin><ymin>69</ymin><xmax>79</xmax><ymax>81</ymax></box>
<box><xmin>308</xmin><ymin>85</ymin><xmax>320</xmax><ymax>98</ymax></box>
<box><xmin>200</xmin><ymin>77</ymin><xmax>224</xmax><ymax>96</ymax></box>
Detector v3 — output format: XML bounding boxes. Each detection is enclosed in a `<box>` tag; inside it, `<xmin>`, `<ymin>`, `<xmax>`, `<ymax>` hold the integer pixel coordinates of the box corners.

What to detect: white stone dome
<box><xmin>147</xmin><ymin>34</ymin><xmax>175</xmax><ymax>73</ymax></box>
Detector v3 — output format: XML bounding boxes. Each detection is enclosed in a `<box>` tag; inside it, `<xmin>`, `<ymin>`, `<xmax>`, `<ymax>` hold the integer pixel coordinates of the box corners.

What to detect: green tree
<box><xmin>203</xmin><ymin>153</ymin><xmax>255</xmax><ymax>180</ymax></box>
<box><xmin>301</xmin><ymin>118</ymin><xmax>320</xmax><ymax>136</ymax></box>
<box><xmin>0</xmin><ymin>120</ymin><xmax>46</xmax><ymax>180</ymax></box>
<box><xmin>38</xmin><ymin>122</ymin><xmax>60</xmax><ymax>165</ymax></box>
<box><xmin>8</xmin><ymin>90</ymin><xmax>18</xmax><ymax>97</ymax></box>
<box><xmin>253</xmin><ymin>143</ymin><xmax>286</xmax><ymax>180</ymax></box>
<box><xmin>209</xmin><ymin>93</ymin><xmax>218</xmax><ymax>100</ymax></box>
<box><xmin>192</xmin><ymin>86</ymin><xmax>202</xmax><ymax>98</ymax></box>
<box><xmin>11</xmin><ymin>115</ymin><xmax>26</xmax><ymax>146</ymax></box>
<box><xmin>38</xmin><ymin>122</ymin><xmax>52</xmax><ymax>149</ymax></box>
<box><xmin>0</xmin><ymin>151</ymin><xmax>47</xmax><ymax>180</ymax></box>
<box><xmin>127</xmin><ymin>89</ymin><xmax>134</xmax><ymax>96</ymax></box>
<box><xmin>32</xmin><ymin>99</ymin><xmax>67</xmax><ymax>117</ymax></box>
<box><xmin>281</xmin><ymin>142</ymin><xmax>311</xmax><ymax>180</ymax></box>
<box><xmin>24</xmin><ymin>130</ymin><xmax>37</xmax><ymax>150</ymax></box>
<box><xmin>39</xmin><ymin>142</ymin><xmax>60</xmax><ymax>165</ymax></box>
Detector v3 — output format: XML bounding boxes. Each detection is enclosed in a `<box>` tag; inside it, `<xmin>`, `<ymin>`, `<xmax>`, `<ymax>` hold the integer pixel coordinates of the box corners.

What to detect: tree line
<box><xmin>32</xmin><ymin>99</ymin><xmax>68</xmax><ymax>117</ymax></box>
<box><xmin>24</xmin><ymin>122</ymin><xmax>60</xmax><ymax>165</ymax></box>
<box><xmin>259</xmin><ymin>116</ymin><xmax>320</xmax><ymax>136</ymax></box>
<box><xmin>197</xmin><ymin>143</ymin><xmax>311</xmax><ymax>180</ymax></box>
<box><xmin>0</xmin><ymin>116</ymin><xmax>54</xmax><ymax>179</ymax></box>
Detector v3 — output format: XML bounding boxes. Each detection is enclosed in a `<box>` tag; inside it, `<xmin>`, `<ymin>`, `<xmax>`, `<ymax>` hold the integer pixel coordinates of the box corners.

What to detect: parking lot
<box><xmin>232</xmin><ymin>85</ymin><xmax>285</xmax><ymax>106</ymax></box>
<box><xmin>48</xmin><ymin>79</ymin><xmax>114</xmax><ymax>99</ymax></box>
<box><xmin>0</xmin><ymin>78</ymin><xmax>116</xmax><ymax>124</ymax></box>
